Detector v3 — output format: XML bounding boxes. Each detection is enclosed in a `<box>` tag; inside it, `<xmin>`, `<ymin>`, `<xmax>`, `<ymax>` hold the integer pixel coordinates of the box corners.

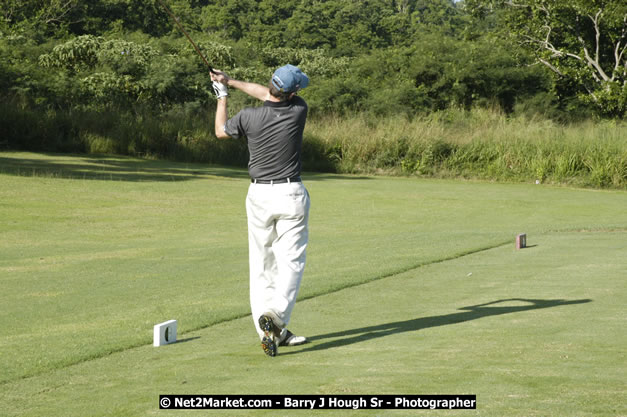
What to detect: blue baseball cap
<box><xmin>271</xmin><ymin>64</ymin><xmax>309</xmax><ymax>93</ymax></box>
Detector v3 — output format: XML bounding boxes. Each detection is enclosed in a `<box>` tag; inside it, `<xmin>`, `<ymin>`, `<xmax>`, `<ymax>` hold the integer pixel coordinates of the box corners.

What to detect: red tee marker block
<box><xmin>516</xmin><ymin>234</ymin><xmax>527</xmax><ymax>250</ymax></box>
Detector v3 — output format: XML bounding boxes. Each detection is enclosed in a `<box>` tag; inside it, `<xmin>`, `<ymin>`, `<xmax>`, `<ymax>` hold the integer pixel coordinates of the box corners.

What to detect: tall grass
<box><xmin>2</xmin><ymin>100</ymin><xmax>625</xmax><ymax>188</ymax></box>
<box><xmin>0</xmin><ymin>100</ymin><xmax>248</xmax><ymax>166</ymax></box>
<box><xmin>304</xmin><ymin>108</ymin><xmax>627</xmax><ymax>188</ymax></box>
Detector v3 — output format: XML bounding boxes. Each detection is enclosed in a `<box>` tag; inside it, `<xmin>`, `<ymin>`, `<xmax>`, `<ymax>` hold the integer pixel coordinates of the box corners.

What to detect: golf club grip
<box><xmin>157</xmin><ymin>0</ymin><xmax>216</xmax><ymax>74</ymax></box>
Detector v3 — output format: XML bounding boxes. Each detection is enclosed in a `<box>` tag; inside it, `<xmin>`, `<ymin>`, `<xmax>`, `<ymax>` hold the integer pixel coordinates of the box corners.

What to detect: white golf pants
<box><xmin>246</xmin><ymin>181</ymin><xmax>310</xmax><ymax>340</ymax></box>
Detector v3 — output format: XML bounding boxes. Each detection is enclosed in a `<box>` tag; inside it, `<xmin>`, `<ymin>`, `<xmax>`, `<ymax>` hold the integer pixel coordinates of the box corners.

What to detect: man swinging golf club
<box><xmin>210</xmin><ymin>65</ymin><xmax>310</xmax><ymax>357</ymax></box>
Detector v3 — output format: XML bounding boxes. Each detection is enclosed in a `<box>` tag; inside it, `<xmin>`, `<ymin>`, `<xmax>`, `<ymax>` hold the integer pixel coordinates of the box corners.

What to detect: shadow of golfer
<box><xmin>285</xmin><ymin>298</ymin><xmax>591</xmax><ymax>355</ymax></box>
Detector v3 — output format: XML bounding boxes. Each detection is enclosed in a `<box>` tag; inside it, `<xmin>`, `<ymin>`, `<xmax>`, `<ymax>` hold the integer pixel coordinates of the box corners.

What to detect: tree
<box><xmin>37</xmin><ymin>34</ymin><xmax>232</xmax><ymax>110</ymax></box>
<box><xmin>0</xmin><ymin>0</ymin><xmax>83</xmax><ymax>38</ymax></box>
<box><xmin>465</xmin><ymin>0</ymin><xmax>627</xmax><ymax>116</ymax></box>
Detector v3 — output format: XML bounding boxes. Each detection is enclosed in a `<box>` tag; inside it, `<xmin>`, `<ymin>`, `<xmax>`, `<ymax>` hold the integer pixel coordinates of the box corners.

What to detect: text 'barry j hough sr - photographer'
<box><xmin>158</xmin><ymin>395</ymin><xmax>477</xmax><ymax>410</ymax></box>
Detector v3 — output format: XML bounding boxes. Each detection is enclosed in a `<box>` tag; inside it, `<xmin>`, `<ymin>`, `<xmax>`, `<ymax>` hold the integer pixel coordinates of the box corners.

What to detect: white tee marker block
<box><xmin>154</xmin><ymin>320</ymin><xmax>177</xmax><ymax>346</ymax></box>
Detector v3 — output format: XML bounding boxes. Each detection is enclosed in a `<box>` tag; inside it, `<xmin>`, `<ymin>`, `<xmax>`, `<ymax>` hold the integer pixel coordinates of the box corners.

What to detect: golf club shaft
<box><xmin>157</xmin><ymin>0</ymin><xmax>216</xmax><ymax>74</ymax></box>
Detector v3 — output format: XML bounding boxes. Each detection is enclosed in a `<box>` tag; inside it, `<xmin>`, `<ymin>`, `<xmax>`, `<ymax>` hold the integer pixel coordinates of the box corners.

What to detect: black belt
<box><xmin>251</xmin><ymin>177</ymin><xmax>301</xmax><ymax>184</ymax></box>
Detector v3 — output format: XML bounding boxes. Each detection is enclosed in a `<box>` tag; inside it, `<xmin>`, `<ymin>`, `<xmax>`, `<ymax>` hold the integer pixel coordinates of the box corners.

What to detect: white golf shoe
<box><xmin>279</xmin><ymin>329</ymin><xmax>308</xmax><ymax>346</ymax></box>
<box><xmin>258</xmin><ymin>314</ymin><xmax>281</xmax><ymax>357</ymax></box>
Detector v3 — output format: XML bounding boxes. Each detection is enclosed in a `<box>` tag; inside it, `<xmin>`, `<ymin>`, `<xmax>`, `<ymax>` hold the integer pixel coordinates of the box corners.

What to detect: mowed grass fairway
<box><xmin>1</xmin><ymin>152</ymin><xmax>625</xmax><ymax>416</ymax></box>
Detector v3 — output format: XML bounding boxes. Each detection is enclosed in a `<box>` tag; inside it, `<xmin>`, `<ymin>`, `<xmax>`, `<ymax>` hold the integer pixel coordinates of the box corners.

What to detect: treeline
<box><xmin>0</xmin><ymin>0</ymin><xmax>625</xmax><ymax>159</ymax></box>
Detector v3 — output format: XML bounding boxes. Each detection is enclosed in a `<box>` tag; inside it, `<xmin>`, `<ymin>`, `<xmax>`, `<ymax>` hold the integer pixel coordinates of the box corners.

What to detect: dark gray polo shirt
<box><xmin>224</xmin><ymin>96</ymin><xmax>308</xmax><ymax>180</ymax></box>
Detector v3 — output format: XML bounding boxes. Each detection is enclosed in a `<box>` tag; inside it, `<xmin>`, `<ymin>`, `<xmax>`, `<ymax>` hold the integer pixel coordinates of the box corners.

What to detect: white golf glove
<box><xmin>212</xmin><ymin>81</ymin><xmax>228</xmax><ymax>99</ymax></box>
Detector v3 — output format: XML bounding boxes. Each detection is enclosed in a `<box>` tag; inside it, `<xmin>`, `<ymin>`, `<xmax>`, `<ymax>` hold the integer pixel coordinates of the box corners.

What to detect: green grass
<box><xmin>0</xmin><ymin>152</ymin><xmax>625</xmax><ymax>416</ymax></box>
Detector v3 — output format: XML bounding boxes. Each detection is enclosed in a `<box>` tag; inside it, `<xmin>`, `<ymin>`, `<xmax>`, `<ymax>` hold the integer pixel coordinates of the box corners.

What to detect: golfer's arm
<box><xmin>227</xmin><ymin>79</ymin><xmax>269</xmax><ymax>101</ymax></box>
<box><xmin>214</xmin><ymin>98</ymin><xmax>230</xmax><ymax>139</ymax></box>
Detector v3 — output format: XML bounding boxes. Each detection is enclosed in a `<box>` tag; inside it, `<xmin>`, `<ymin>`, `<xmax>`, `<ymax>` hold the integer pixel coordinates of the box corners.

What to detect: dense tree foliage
<box><xmin>1</xmin><ymin>0</ymin><xmax>554</xmax><ymax>112</ymax></box>
<box><xmin>0</xmin><ymin>0</ymin><xmax>622</xmax><ymax>156</ymax></box>
<box><xmin>466</xmin><ymin>0</ymin><xmax>627</xmax><ymax>117</ymax></box>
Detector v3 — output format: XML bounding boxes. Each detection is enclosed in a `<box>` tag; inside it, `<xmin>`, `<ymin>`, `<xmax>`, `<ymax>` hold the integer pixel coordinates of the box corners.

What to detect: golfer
<box><xmin>210</xmin><ymin>65</ymin><xmax>310</xmax><ymax>357</ymax></box>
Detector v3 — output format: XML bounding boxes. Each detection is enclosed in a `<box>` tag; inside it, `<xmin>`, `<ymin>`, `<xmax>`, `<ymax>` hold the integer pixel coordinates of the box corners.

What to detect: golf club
<box><xmin>157</xmin><ymin>0</ymin><xmax>216</xmax><ymax>74</ymax></box>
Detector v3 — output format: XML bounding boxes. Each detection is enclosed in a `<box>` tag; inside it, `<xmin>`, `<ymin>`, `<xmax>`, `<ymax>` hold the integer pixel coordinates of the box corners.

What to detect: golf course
<box><xmin>0</xmin><ymin>151</ymin><xmax>625</xmax><ymax>416</ymax></box>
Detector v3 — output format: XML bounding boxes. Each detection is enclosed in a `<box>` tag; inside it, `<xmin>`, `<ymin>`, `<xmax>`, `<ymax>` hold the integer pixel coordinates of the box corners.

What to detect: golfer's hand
<box><xmin>210</xmin><ymin>69</ymin><xmax>230</xmax><ymax>84</ymax></box>
<box><xmin>212</xmin><ymin>81</ymin><xmax>228</xmax><ymax>99</ymax></box>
